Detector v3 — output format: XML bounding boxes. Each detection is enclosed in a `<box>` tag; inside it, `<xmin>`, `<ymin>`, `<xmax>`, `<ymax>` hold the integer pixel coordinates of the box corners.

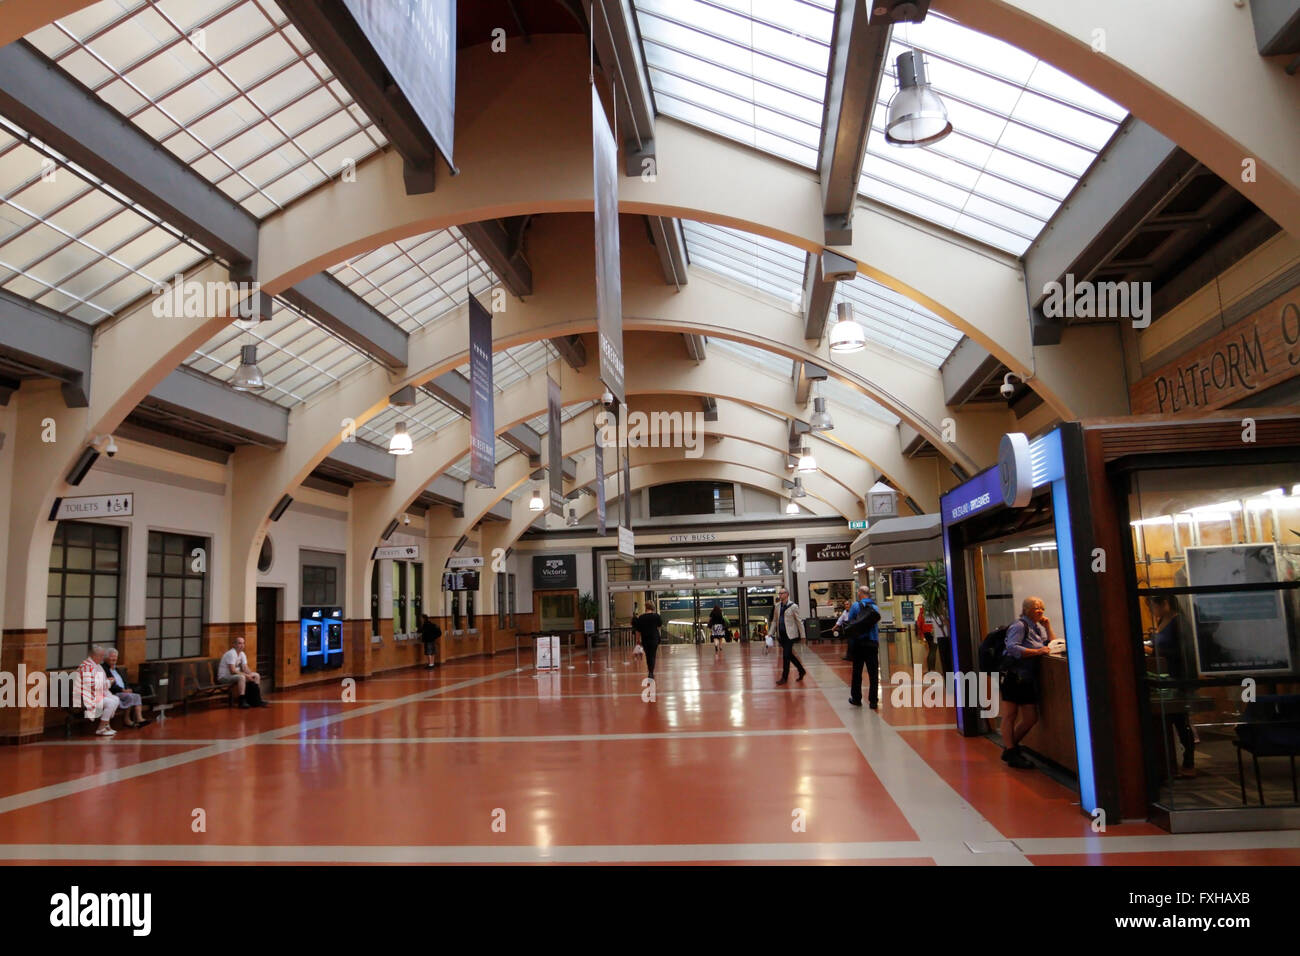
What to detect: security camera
<box><xmin>1000</xmin><ymin>373</ymin><xmax>1018</xmax><ymax>400</ymax></box>
<box><xmin>102</xmin><ymin>436</ymin><xmax>118</xmax><ymax>458</ymax></box>
<box><xmin>601</xmin><ymin>388</ymin><xmax>615</xmax><ymax>409</ymax></box>
<box><xmin>402</xmin><ymin>514</ymin><xmax>410</xmax><ymax>526</ymax></box>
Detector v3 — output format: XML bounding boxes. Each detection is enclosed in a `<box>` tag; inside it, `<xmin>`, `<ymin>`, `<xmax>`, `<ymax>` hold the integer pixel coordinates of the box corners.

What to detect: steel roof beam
<box><xmin>281</xmin><ymin>273</ymin><xmax>409</xmax><ymax>370</ymax></box>
<box><xmin>818</xmin><ymin>1</ymin><xmax>930</xmax><ymax>246</ymax></box>
<box><xmin>460</xmin><ymin>217</ymin><xmax>533</xmax><ymax>298</ymax></box>
<box><xmin>0</xmin><ymin>287</ymin><xmax>93</xmax><ymax>407</ymax></box>
<box><xmin>0</xmin><ymin>41</ymin><xmax>259</xmax><ymax>266</ymax></box>
<box><xmin>146</xmin><ymin>366</ymin><xmax>288</xmax><ymax>446</ymax></box>
<box><xmin>646</xmin><ymin>216</ymin><xmax>689</xmax><ymax>288</ymax></box>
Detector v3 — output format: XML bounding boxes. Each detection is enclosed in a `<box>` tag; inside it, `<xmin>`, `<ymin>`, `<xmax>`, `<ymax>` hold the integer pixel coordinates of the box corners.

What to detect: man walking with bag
<box><xmin>769</xmin><ymin>588</ymin><xmax>807</xmax><ymax>685</ymax></box>
<box><xmin>841</xmin><ymin>586</ymin><xmax>882</xmax><ymax>709</ymax></box>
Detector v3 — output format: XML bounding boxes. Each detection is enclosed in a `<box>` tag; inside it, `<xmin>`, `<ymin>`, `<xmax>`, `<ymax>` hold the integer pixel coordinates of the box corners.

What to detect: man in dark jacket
<box><xmin>420</xmin><ymin>614</ymin><xmax>442</xmax><ymax>669</ymax></box>
<box><xmin>842</xmin><ymin>586</ymin><xmax>882</xmax><ymax>709</ymax></box>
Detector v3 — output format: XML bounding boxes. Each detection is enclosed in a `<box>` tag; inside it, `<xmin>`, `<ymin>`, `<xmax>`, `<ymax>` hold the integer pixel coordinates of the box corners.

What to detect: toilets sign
<box><xmin>50</xmin><ymin>494</ymin><xmax>133</xmax><ymax>521</ymax></box>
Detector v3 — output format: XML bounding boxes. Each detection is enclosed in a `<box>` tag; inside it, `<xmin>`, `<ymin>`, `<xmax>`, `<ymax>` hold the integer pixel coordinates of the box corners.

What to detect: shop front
<box><xmin>851</xmin><ymin>514</ymin><xmax>944</xmax><ymax>674</ymax></box>
<box><xmin>1082</xmin><ymin>411</ymin><xmax>1300</xmax><ymax>831</ymax></box>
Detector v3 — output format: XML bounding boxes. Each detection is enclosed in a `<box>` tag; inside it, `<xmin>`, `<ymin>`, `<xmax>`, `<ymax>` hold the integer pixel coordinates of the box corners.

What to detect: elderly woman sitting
<box><xmin>102</xmin><ymin>648</ymin><xmax>150</xmax><ymax>728</ymax></box>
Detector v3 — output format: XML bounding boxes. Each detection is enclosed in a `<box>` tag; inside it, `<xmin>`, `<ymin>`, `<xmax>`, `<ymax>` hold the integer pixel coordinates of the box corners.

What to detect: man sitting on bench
<box><xmin>218</xmin><ymin>636</ymin><xmax>269</xmax><ymax>709</ymax></box>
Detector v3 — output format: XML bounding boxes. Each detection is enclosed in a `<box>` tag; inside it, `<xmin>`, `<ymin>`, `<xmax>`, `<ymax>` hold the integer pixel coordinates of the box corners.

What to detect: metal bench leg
<box><xmin>1254</xmin><ymin>753</ymin><xmax>1265</xmax><ymax>806</ymax></box>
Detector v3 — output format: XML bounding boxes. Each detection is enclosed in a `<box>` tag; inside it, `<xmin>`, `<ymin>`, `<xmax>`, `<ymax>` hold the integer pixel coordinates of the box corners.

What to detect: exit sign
<box><xmin>848</xmin><ymin>520</ymin><xmax>868</xmax><ymax>530</ymax></box>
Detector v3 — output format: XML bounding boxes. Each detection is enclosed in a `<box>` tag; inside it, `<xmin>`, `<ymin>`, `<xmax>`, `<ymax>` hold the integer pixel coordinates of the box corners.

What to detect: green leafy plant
<box><xmin>915</xmin><ymin>561</ymin><xmax>948</xmax><ymax>638</ymax></box>
<box><xmin>578</xmin><ymin>591</ymin><xmax>599</xmax><ymax>622</ymax></box>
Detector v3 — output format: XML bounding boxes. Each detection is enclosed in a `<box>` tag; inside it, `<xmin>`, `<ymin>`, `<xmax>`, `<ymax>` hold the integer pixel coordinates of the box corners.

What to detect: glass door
<box><xmin>744</xmin><ymin>586</ymin><xmax>777</xmax><ymax>641</ymax></box>
<box><xmin>696</xmin><ymin>587</ymin><xmax>741</xmax><ymax>640</ymax></box>
<box><xmin>654</xmin><ymin>589</ymin><xmax>696</xmax><ymax>642</ymax></box>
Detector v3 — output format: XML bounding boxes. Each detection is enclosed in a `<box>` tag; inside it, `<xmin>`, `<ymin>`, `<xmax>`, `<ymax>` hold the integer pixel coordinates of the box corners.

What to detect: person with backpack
<box><xmin>421</xmin><ymin>614</ymin><xmax>442</xmax><ymax>669</ymax></box>
<box><xmin>999</xmin><ymin>596</ymin><xmax>1057</xmax><ymax>768</ymax></box>
<box><xmin>840</xmin><ymin>585</ymin><xmax>882</xmax><ymax>708</ymax></box>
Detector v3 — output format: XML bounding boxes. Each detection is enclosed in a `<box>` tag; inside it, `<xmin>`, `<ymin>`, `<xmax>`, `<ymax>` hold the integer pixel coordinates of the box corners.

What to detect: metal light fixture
<box><xmin>566</xmin><ymin>507</ymin><xmax>579</xmax><ymax>526</ymax></box>
<box><xmin>529</xmin><ymin>488</ymin><xmax>544</xmax><ymax>512</ymax></box>
<box><xmin>809</xmin><ymin>391</ymin><xmax>834</xmax><ymax>432</ymax></box>
<box><xmin>387</xmin><ymin>420</ymin><xmax>413</xmax><ymax>456</ymax></box>
<box><xmin>797</xmin><ymin>445</ymin><xmax>817</xmax><ymax>473</ymax></box>
<box><xmin>790</xmin><ymin>477</ymin><xmax>807</xmax><ymax>498</ymax></box>
<box><xmin>785</xmin><ymin>498</ymin><xmax>799</xmax><ymax>515</ymax></box>
<box><xmin>828</xmin><ymin>301</ymin><xmax>867</xmax><ymax>353</ymax></box>
<box><xmin>884</xmin><ymin>50</ymin><xmax>952</xmax><ymax>148</ymax></box>
<box><xmin>231</xmin><ymin>344</ymin><xmax>266</xmax><ymax>392</ymax></box>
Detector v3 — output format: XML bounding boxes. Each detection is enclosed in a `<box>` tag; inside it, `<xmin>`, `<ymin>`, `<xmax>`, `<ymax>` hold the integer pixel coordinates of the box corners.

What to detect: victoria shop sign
<box><xmin>1130</xmin><ymin>287</ymin><xmax>1300</xmax><ymax>414</ymax></box>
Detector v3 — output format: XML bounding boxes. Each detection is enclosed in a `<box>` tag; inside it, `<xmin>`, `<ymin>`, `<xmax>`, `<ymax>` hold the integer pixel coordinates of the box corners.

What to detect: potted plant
<box><xmin>578</xmin><ymin>591</ymin><xmax>599</xmax><ymax>636</ymax></box>
<box><xmin>915</xmin><ymin>561</ymin><xmax>950</xmax><ymax>669</ymax></box>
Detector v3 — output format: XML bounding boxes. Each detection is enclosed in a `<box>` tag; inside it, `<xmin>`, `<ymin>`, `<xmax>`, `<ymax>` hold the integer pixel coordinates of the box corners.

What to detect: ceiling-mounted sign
<box><xmin>618</xmin><ymin>525</ymin><xmax>635</xmax><ymax>560</ymax></box>
<box><xmin>848</xmin><ymin>519</ymin><xmax>868</xmax><ymax>530</ymax></box>
<box><xmin>468</xmin><ymin>294</ymin><xmax>495</xmax><ymax>487</ymax></box>
<box><xmin>548</xmin><ymin>374</ymin><xmax>564</xmax><ymax>517</ymax></box>
<box><xmin>342</xmin><ymin>0</ymin><xmax>457</xmax><ymax>169</ymax></box>
<box><xmin>592</xmin><ymin>85</ymin><xmax>625</xmax><ymax>405</ymax></box>
<box><xmin>447</xmin><ymin>556</ymin><xmax>484</xmax><ymax>569</ymax></box>
<box><xmin>533</xmin><ymin>554</ymin><xmax>577</xmax><ymax>589</ymax></box>
<box><xmin>373</xmin><ymin>544</ymin><xmax>419</xmax><ymax>561</ymax></box>
<box><xmin>50</xmin><ymin>494</ymin><xmax>133</xmax><ymax>521</ymax></box>
<box><xmin>998</xmin><ymin>432</ymin><xmax>1034</xmax><ymax>508</ymax></box>
<box><xmin>808</xmin><ymin>542</ymin><xmax>851</xmax><ymax>562</ymax></box>
<box><xmin>594</xmin><ymin>418</ymin><xmax>607</xmax><ymax>536</ymax></box>
<box><xmin>1129</xmin><ymin>285</ymin><xmax>1300</xmax><ymax>414</ymax></box>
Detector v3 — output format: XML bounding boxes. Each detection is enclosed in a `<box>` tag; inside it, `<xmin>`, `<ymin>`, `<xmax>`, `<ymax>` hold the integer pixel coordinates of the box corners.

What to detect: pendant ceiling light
<box><xmin>231</xmin><ymin>344</ymin><xmax>266</xmax><ymax>392</ymax></box>
<box><xmin>828</xmin><ymin>301</ymin><xmax>867</xmax><ymax>353</ymax></box>
<box><xmin>785</xmin><ymin>499</ymin><xmax>799</xmax><ymax>515</ymax></box>
<box><xmin>809</xmin><ymin>392</ymin><xmax>834</xmax><ymax>432</ymax></box>
<box><xmin>529</xmin><ymin>488</ymin><xmax>544</xmax><ymax>512</ymax></box>
<box><xmin>797</xmin><ymin>445</ymin><xmax>817</xmax><ymax>473</ymax></box>
<box><xmin>387</xmin><ymin>420</ymin><xmax>413</xmax><ymax>456</ymax></box>
<box><xmin>884</xmin><ymin>50</ymin><xmax>952</xmax><ymax>148</ymax></box>
<box><xmin>566</xmin><ymin>507</ymin><xmax>579</xmax><ymax>526</ymax></box>
<box><xmin>791</xmin><ymin>477</ymin><xmax>807</xmax><ymax>499</ymax></box>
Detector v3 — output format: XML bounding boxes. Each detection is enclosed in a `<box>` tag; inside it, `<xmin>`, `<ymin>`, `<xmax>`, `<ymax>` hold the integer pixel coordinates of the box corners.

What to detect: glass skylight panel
<box><xmin>328</xmin><ymin>228</ymin><xmax>495</xmax><ymax>333</ymax></box>
<box><xmin>0</xmin><ymin>120</ymin><xmax>207</xmax><ymax>324</ymax></box>
<box><xmin>632</xmin><ymin>0</ymin><xmax>835</xmax><ymax>168</ymax></box>
<box><xmin>184</xmin><ymin>299</ymin><xmax>370</xmax><ymax>407</ymax></box>
<box><xmin>833</xmin><ymin>276</ymin><xmax>961</xmax><ymax>367</ymax></box>
<box><xmin>28</xmin><ymin>0</ymin><xmax>387</xmax><ymax>219</ymax></box>
<box><xmin>682</xmin><ymin>221</ymin><xmax>803</xmax><ymax>306</ymax></box>
<box><xmin>861</xmin><ymin>13</ymin><xmax>1125</xmax><ymax>255</ymax></box>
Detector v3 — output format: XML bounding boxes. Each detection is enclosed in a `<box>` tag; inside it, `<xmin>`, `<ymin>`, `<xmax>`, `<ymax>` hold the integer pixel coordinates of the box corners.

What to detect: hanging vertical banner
<box><xmin>592</xmin><ymin>85</ymin><xmax>625</xmax><ymax>405</ymax></box>
<box><xmin>468</xmin><ymin>295</ymin><xmax>495</xmax><ymax>487</ymax></box>
<box><xmin>342</xmin><ymin>0</ymin><xmax>457</xmax><ymax>169</ymax></box>
<box><xmin>547</xmin><ymin>374</ymin><xmax>564</xmax><ymax>516</ymax></box>
<box><xmin>594</xmin><ymin>417</ymin><xmax>607</xmax><ymax>536</ymax></box>
<box><xmin>620</xmin><ymin>427</ymin><xmax>632</xmax><ymax>531</ymax></box>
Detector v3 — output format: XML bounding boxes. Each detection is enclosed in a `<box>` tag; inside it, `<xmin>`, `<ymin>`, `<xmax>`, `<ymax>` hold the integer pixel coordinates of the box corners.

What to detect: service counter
<box><xmin>1017</xmin><ymin>653</ymin><xmax>1076</xmax><ymax>774</ymax></box>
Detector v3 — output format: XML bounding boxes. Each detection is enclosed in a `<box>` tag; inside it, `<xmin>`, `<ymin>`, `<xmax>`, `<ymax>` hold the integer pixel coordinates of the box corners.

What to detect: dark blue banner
<box><xmin>548</xmin><ymin>374</ymin><xmax>564</xmax><ymax>517</ymax></box>
<box><xmin>593</xmin><ymin>86</ymin><xmax>624</xmax><ymax>405</ymax></box>
<box><xmin>594</xmin><ymin>417</ymin><xmax>607</xmax><ymax>536</ymax></box>
<box><xmin>468</xmin><ymin>295</ymin><xmax>494</xmax><ymax>487</ymax></box>
<box><xmin>343</xmin><ymin>0</ymin><xmax>457</xmax><ymax>168</ymax></box>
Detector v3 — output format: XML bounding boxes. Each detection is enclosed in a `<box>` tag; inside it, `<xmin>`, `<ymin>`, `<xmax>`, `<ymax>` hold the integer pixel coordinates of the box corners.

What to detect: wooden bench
<box><xmin>179</xmin><ymin>660</ymin><xmax>240</xmax><ymax>713</ymax></box>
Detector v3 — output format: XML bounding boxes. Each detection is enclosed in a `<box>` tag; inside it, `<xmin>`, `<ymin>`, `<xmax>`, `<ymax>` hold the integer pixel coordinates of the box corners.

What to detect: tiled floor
<box><xmin>0</xmin><ymin>643</ymin><xmax>1296</xmax><ymax>864</ymax></box>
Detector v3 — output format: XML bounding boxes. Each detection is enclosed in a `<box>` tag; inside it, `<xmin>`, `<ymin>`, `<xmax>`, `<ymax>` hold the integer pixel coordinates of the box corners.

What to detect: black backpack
<box><xmin>841</xmin><ymin>601</ymin><xmax>882</xmax><ymax>642</ymax></box>
<box><xmin>978</xmin><ymin>625</ymin><xmax>1010</xmax><ymax>672</ymax></box>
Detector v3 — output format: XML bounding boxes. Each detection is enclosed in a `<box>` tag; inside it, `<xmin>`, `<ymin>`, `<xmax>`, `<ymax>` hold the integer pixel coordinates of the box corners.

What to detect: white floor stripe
<box><xmin>802</xmin><ymin>646</ymin><xmax>1030</xmax><ymax>867</ymax></box>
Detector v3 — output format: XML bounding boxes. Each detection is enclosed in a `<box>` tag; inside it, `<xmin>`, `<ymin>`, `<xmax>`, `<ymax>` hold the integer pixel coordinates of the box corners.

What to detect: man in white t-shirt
<box><xmin>218</xmin><ymin>636</ymin><xmax>268</xmax><ymax>708</ymax></box>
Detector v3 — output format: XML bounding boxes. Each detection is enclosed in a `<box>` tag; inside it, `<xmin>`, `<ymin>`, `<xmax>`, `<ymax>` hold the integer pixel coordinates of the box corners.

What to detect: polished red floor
<box><xmin>0</xmin><ymin>644</ymin><xmax>1294</xmax><ymax>865</ymax></box>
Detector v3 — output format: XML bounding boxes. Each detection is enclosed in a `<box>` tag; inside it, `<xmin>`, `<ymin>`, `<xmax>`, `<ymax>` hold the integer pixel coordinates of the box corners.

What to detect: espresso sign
<box><xmin>808</xmin><ymin>542</ymin><xmax>851</xmax><ymax>563</ymax></box>
<box><xmin>1130</xmin><ymin>288</ymin><xmax>1300</xmax><ymax>414</ymax></box>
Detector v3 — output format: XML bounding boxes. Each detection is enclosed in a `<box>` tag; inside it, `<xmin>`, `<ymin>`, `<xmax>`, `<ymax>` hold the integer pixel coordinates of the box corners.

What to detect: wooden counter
<box><xmin>1019</xmin><ymin>653</ymin><xmax>1078</xmax><ymax>775</ymax></box>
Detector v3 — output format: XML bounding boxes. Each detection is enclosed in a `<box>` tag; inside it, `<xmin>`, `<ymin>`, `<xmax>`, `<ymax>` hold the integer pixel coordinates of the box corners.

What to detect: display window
<box><xmin>1127</xmin><ymin>464</ymin><xmax>1300</xmax><ymax>811</ymax></box>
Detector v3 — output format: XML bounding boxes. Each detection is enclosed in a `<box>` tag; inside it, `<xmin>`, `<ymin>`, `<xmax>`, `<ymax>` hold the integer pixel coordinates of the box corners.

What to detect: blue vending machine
<box><xmin>323</xmin><ymin>606</ymin><xmax>344</xmax><ymax>669</ymax></box>
<box><xmin>299</xmin><ymin>607</ymin><xmax>325</xmax><ymax>671</ymax></box>
<box><xmin>300</xmin><ymin>606</ymin><xmax>344</xmax><ymax>671</ymax></box>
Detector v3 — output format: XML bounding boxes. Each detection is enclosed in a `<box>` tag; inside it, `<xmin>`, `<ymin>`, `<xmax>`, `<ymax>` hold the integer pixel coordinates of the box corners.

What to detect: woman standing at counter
<box><xmin>1000</xmin><ymin>596</ymin><xmax>1058</xmax><ymax>769</ymax></box>
<box><xmin>1147</xmin><ymin>594</ymin><xmax>1196</xmax><ymax>778</ymax></box>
